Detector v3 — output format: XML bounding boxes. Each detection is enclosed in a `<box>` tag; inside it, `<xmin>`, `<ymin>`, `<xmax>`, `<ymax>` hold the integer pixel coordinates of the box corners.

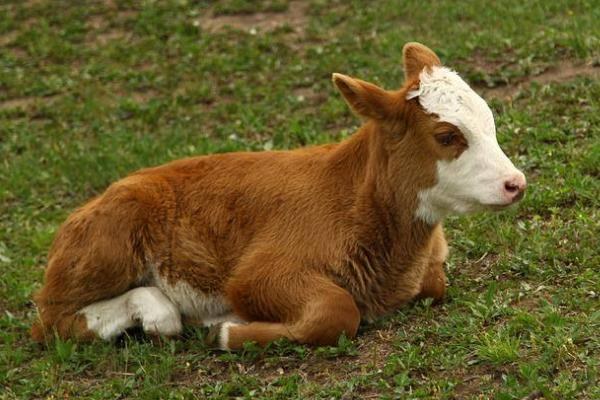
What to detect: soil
<box><xmin>0</xmin><ymin>97</ymin><xmax>41</xmax><ymax>111</ymax></box>
<box><xmin>482</xmin><ymin>61</ymin><xmax>600</xmax><ymax>99</ymax></box>
<box><xmin>197</xmin><ymin>1</ymin><xmax>309</xmax><ymax>34</ymax></box>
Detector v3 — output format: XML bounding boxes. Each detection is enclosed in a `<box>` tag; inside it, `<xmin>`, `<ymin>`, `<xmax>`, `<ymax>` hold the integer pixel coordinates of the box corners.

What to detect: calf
<box><xmin>32</xmin><ymin>43</ymin><xmax>526</xmax><ymax>349</ymax></box>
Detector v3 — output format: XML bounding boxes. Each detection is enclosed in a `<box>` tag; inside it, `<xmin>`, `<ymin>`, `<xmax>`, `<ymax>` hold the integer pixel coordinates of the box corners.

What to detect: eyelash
<box><xmin>436</xmin><ymin>132</ymin><xmax>457</xmax><ymax>146</ymax></box>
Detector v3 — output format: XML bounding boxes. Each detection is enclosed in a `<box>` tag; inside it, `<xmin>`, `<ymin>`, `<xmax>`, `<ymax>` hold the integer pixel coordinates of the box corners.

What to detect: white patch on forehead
<box><xmin>407</xmin><ymin>66</ymin><xmax>495</xmax><ymax>139</ymax></box>
<box><xmin>408</xmin><ymin>66</ymin><xmax>524</xmax><ymax>225</ymax></box>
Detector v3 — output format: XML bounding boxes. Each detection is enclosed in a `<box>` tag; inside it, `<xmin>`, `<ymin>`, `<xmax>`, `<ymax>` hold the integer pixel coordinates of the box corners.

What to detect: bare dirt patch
<box><xmin>23</xmin><ymin>0</ymin><xmax>44</xmax><ymax>7</ymax></box>
<box><xmin>292</xmin><ymin>86</ymin><xmax>326</xmax><ymax>106</ymax></box>
<box><xmin>198</xmin><ymin>1</ymin><xmax>308</xmax><ymax>34</ymax></box>
<box><xmin>116</xmin><ymin>10</ymin><xmax>137</xmax><ymax>19</ymax></box>
<box><xmin>102</xmin><ymin>83</ymin><xmax>158</xmax><ymax>105</ymax></box>
<box><xmin>482</xmin><ymin>61</ymin><xmax>600</xmax><ymax>100</ymax></box>
<box><xmin>452</xmin><ymin>252</ymin><xmax>501</xmax><ymax>283</ymax></box>
<box><xmin>461</xmin><ymin>49</ymin><xmax>509</xmax><ymax>75</ymax></box>
<box><xmin>85</xmin><ymin>8</ymin><xmax>138</xmax><ymax>47</ymax></box>
<box><xmin>512</xmin><ymin>288</ymin><xmax>553</xmax><ymax>312</ymax></box>
<box><xmin>86</xmin><ymin>15</ymin><xmax>107</xmax><ymax>30</ymax></box>
<box><xmin>7</xmin><ymin>47</ymin><xmax>27</xmax><ymax>59</ymax></box>
<box><xmin>452</xmin><ymin>364</ymin><xmax>508</xmax><ymax>398</ymax></box>
<box><xmin>0</xmin><ymin>95</ymin><xmax>60</xmax><ymax>112</ymax></box>
<box><xmin>0</xmin><ymin>30</ymin><xmax>18</xmax><ymax>47</ymax></box>
<box><xmin>130</xmin><ymin>89</ymin><xmax>158</xmax><ymax>103</ymax></box>
<box><xmin>87</xmin><ymin>29</ymin><xmax>132</xmax><ymax>47</ymax></box>
<box><xmin>0</xmin><ymin>97</ymin><xmax>39</xmax><ymax>111</ymax></box>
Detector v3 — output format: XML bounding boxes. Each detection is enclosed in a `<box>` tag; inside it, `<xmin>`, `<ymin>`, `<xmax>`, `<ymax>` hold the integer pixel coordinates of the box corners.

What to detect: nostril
<box><xmin>504</xmin><ymin>181</ymin><xmax>519</xmax><ymax>193</ymax></box>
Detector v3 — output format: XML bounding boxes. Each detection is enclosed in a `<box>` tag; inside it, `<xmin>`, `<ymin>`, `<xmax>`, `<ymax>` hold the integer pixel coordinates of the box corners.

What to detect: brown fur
<box><xmin>33</xmin><ymin>43</ymin><xmax>456</xmax><ymax>348</ymax></box>
<box><xmin>402</xmin><ymin>42</ymin><xmax>441</xmax><ymax>81</ymax></box>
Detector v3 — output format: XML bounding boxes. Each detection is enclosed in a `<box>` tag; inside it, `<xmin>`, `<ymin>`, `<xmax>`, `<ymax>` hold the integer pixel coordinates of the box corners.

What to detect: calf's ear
<box><xmin>402</xmin><ymin>42</ymin><xmax>441</xmax><ymax>81</ymax></box>
<box><xmin>332</xmin><ymin>73</ymin><xmax>393</xmax><ymax>120</ymax></box>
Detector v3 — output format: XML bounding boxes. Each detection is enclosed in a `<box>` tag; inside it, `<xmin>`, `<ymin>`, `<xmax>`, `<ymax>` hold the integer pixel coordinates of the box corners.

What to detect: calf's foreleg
<box><xmin>213</xmin><ymin>260</ymin><xmax>361</xmax><ymax>350</ymax></box>
<box><xmin>416</xmin><ymin>225</ymin><xmax>448</xmax><ymax>303</ymax></box>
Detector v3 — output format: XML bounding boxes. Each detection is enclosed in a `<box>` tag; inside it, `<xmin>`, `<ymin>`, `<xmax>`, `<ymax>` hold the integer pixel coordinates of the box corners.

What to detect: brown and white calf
<box><xmin>32</xmin><ymin>43</ymin><xmax>526</xmax><ymax>349</ymax></box>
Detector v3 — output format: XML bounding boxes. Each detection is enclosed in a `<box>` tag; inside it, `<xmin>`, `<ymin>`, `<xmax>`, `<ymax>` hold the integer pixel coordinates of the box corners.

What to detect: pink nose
<box><xmin>503</xmin><ymin>174</ymin><xmax>527</xmax><ymax>203</ymax></box>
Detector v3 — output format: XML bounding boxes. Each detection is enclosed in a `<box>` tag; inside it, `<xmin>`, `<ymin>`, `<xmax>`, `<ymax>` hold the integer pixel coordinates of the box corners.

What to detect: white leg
<box><xmin>79</xmin><ymin>287</ymin><xmax>182</xmax><ymax>340</ymax></box>
<box><xmin>218</xmin><ymin>321</ymin><xmax>241</xmax><ymax>351</ymax></box>
<box><xmin>202</xmin><ymin>313</ymin><xmax>245</xmax><ymax>327</ymax></box>
<box><xmin>203</xmin><ymin>314</ymin><xmax>246</xmax><ymax>350</ymax></box>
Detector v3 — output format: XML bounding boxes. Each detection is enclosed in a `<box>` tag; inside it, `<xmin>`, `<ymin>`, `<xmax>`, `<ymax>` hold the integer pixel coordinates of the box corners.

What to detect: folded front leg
<box><xmin>218</xmin><ymin>257</ymin><xmax>360</xmax><ymax>350</ymax></box>
<box><xmin>416</xmin><ymin>224</ymin><xmax>448</xmax><ymax>303</ymax></box>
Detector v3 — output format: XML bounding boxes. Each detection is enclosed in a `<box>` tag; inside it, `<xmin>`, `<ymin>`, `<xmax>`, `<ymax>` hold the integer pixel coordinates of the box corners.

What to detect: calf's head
<box><xmin>332</xmin><ymin>42</ymin><xmax>526</xmax><ymax>224</ymax></box>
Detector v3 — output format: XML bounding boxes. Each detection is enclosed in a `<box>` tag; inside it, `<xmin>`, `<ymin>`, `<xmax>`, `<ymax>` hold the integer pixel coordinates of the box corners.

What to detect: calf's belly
<box><xmin>152</xmin><ymin>269</ymin><xmax>241</xmax><ymax>326</ymax></box>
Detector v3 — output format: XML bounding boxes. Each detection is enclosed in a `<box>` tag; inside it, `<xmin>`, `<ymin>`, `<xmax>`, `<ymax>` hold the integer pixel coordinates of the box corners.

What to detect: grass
<box><xmin>0</xmin><ymin>0</ymin><xmax>599</xmax><ymax>398</ymax></box>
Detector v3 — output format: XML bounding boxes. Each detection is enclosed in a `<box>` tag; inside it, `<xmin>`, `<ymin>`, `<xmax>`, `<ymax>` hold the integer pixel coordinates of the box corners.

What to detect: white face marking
<box><xmin>407</xmin><ymin>66</ymin><xmax>525</xmax><ymax>223</ymax></box>
<box><xmin>79</xmin><ymin>287</ymin><xmax>182</xmax><ymax>340</ymax></box>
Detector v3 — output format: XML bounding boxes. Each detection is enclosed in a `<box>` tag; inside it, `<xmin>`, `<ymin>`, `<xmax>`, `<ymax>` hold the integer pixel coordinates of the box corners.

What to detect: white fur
<box><xmin>79</xmin><ymin>287</ymin><xmax>182</xmax><ymax>340</ymax></box>
<box><xmin>155</xmin><ymin>278</ymin><xmax>230</xmax><ymax>319</ymax></box>
<box><xmin>219</xmin><ymin>321</ymin><xmax>240</xmax><ymax>351</ymax></box>
<box><xmin>408</xmin><ymin>66</ymin><xmax>525</xmax><ymax>224</ymax></box>
<box><xmin>151</xmin><ymin>267</ymin><xmax>245</xmax><ymax>327</ymax></box>
<box><xmin>203</xmin><ymin>313</ymin><xmax>245</xmax><ymax>327</ymax></box>
<box><xmin>81</xmin><ymin>264</ymin><xmax>246</xmax><ymax>341</ymax></box>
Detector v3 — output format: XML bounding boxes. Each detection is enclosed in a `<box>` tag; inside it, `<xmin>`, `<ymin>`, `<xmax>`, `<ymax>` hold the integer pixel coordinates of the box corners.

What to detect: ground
<box><xmin>0</xmin><ymin>0</ymin><xmax>599</xmax><ymax>399</ymax></box>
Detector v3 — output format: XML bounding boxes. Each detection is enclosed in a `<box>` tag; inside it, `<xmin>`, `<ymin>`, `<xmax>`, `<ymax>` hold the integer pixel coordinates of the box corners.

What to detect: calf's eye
<box><xmin>435</xmin><ymin>132</ymin><xmax>457</xmax><ymax>146</ymax></box>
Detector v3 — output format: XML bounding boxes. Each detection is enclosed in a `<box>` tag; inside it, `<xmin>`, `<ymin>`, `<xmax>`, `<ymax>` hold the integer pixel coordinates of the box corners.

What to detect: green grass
<box><xmin>1</xmin><ymin>0</ymin><xmax>599</xmax><ymax>398</ymax></box>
